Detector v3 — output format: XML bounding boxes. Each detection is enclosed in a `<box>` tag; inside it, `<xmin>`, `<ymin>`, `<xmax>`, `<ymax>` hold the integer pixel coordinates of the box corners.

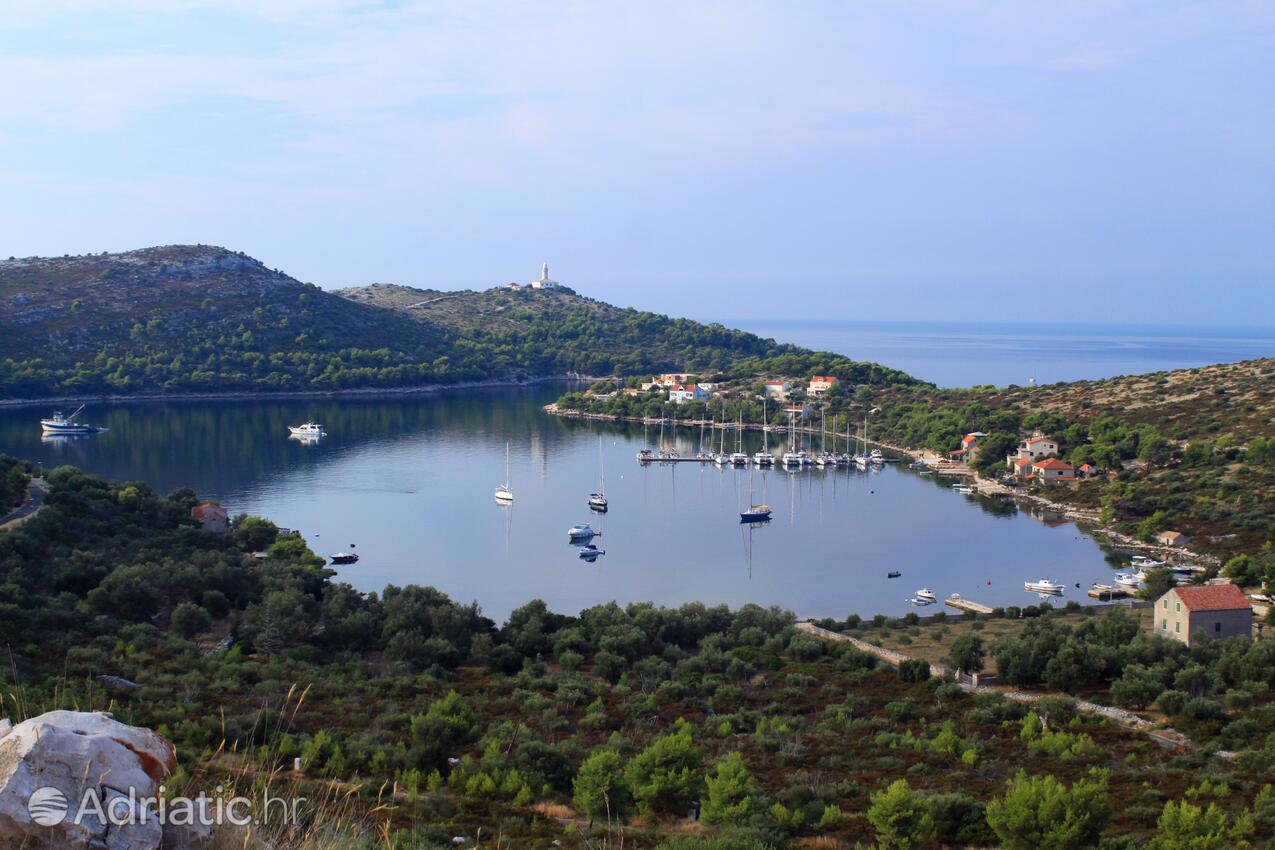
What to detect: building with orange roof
<box><xmin>1154</xmin><ymin>584</ymin><xmax>1252</xmax><ymax>646</ymax></box>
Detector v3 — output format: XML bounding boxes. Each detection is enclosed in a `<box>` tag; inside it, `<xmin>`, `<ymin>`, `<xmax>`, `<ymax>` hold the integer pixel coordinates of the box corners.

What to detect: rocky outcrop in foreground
<box><xmin>0</xmin><ymin>710</ymin><xmax>208</xmax><ymax>849</ymax></box>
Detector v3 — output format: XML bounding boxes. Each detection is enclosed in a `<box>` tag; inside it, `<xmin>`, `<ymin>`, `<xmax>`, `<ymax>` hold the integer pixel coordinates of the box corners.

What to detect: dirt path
<box><xmin>795</xmin><ymin>620</ymin><xmax>1198</xmax><ymax>752</ymax></box>
<box><xmin>0</xmin><ymin>477</ymin><xmax>48</xmax><ymax>531</ymax></box>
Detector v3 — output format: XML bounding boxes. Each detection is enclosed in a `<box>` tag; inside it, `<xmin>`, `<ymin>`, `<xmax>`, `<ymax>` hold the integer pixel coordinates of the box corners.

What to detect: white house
<box><xmin>669</xmin><ymin>384</ymin><xmax>710</xmax><ymax>404</ymax></box>
<box><xmin>763</xmin><ymin>380</ymin><xmax>791</xmax><ymax>399</ymax></box>
<box><xmin>1007</xmin><ymin>432</ymin><xmax>1059</xmax><ymax>468</ymax></box>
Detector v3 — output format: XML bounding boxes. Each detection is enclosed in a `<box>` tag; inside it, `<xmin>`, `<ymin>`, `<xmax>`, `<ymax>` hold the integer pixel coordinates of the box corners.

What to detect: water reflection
<box><xmin>0</xmin><ymin>387</ymin><xmax>1120</xmax><ymax>621</ymax></box>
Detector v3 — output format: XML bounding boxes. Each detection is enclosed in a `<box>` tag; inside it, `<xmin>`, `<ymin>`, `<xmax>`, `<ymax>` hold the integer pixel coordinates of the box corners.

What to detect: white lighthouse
<box><xmin>528</xmin><ymin>262</ymin><xmax>560</xmax><ymax>289</ymax></box>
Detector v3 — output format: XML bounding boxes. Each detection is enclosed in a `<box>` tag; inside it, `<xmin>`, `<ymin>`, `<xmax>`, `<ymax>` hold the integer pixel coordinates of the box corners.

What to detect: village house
<box><xmin>807</xmin><ymin>375</ymin><xmax>839</xmax><ymax>397</ymax></box>
<box><xmin>949</xmin><ymin>432</ymin><xmax>987</xmax><ymax>463</ymax></box>
<box><xmin>763</xmin><ymin>380</ymin><xmax>791</xmax><ymax>400</ymax></box>
<box><xmin>1156</xmin><ymin>530</ymin><xmax>1191</xmax><ymax>548</ymax></box>
<box><xmin>1007</xmin><ymin>432</ymin><xmax>1060</xmax><ymax>468</ymax></box>
<box><xmin>1031</xmin><ymin>458</ymin><xmax>1075</xmax><ymax>482</ymax></box>
<box><xmin>1154</xmin><ymin>584</ymin><xmax>1252</xmax><ymax>646</ymax></box>
<box><xmin>191</xmin><ymin>502</ymin><xmax>229</xmax><ymax>533</ymax></box>
<box><xmin>668</xmin><ymin>384</ymin><xmax>710</xmax><ymax>404</ymax></box>
<box><xmin>1077</xmin><ymin>463</ymin><xmax>1100</xmax><ymax>479</ymax></box>
<box><xmin>1011</xmin><ymin>456</ymin><xmax>1036</xmax><ymax>479</ymax></box>
<box><xmin>784</xmin><ymin>403</ymin><xmax>810</xmax><ymax>419</ymax></box>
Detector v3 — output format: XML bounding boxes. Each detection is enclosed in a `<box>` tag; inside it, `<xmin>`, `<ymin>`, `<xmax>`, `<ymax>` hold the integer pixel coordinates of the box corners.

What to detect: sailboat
<box><xmin>730</xmin><ymin>411</ymin><xmax>749</xmax><ymax>465</ymax></box>
<box><xmin>739</xmin><ymin>471</ymin><xmax>772</xmax><ymax>522</ymax></box>
<box><xmin>753</xmin><ymin>399</ymin><xmax>775</xmax><ymax>466</ymax></box>
<box><xmin>854</xmin><ymin>416</ymin><xmax>871</xmax><ymax>469</ymax></box>
<box><xmin>589</xmin><ymin>435</ymin><xmax>608</xmax><ymax>512</ymax></box>
<box><xmin>494</xmin><ymin>442</ymin><xmax>514</xmax><ymax>503</ymax></box>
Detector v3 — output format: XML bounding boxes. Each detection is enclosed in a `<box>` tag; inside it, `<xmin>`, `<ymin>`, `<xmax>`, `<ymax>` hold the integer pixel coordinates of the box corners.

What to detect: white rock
<box><xmin>0</xmin><ymin>710</ymin><xmax>207</xmax><ymax>850</ymax></box>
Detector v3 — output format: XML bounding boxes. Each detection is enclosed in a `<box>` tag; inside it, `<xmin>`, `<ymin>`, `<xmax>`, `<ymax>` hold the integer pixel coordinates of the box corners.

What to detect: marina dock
<box><xmin>943</xmin><ymin>597</ymin><xmax>994</xmax><ymax>615</ymax></box>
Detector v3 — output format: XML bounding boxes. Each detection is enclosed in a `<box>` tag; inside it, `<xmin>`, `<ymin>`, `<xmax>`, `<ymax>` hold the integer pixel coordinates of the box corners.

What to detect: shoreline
<box><xmin>0</xmin><ymin>375</ymin><xmax>580</xmax><ymax>410</ymax></box>
<box><xmin>545</xmin><ymin>404</ymin><xmax>1215</xmax><ymax>565</ymax></box>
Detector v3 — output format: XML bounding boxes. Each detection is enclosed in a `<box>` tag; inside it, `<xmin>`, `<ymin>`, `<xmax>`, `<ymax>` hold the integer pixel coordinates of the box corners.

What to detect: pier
<box><xmin>943</xmin><ymin>596</ymin><xmax>995</xmax><ymax>615</ymax></box>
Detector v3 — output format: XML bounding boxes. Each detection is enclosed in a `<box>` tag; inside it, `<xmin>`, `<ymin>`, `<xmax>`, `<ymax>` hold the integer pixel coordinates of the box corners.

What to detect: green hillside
<box><xmin>0</xmin><ymin>246</ymin><xmax>920</xmax><ymax>399</ymax></box>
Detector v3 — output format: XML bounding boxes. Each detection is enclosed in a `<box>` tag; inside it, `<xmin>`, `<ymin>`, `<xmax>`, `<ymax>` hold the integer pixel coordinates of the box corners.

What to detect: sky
<box><xmin>0</xmin><ymin>1</ymin><xmax>1272</xmax><ymax>324</ymax></box>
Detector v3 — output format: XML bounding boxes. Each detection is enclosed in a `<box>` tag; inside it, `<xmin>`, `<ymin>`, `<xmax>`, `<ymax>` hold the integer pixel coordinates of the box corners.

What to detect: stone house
<box><xmin>1154</xmin><ymin>584</ymin><xmax>1252</xmax><ymax>646</ymax></box>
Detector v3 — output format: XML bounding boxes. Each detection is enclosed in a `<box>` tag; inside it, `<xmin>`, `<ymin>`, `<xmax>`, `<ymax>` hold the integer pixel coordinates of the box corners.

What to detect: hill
<box><xmin>0</xmin><ymin>246</ymin><xmax>921</xmax><ymax>400</ymax></box>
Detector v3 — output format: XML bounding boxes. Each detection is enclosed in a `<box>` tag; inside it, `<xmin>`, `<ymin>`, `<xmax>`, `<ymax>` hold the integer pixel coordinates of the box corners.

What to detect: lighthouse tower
<box><xmin>529</xmin><ymin>263</ymin><xmax>559</xmax><ymax>289</ymax></box>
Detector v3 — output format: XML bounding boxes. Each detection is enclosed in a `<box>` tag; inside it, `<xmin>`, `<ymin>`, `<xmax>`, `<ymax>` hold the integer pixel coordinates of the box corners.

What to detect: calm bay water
<box><xmin>727</xmin><ymin>320</ymin><xmax>1275</xmax><ymax>388</ymax></box>
<box><xmin>0</xmin><ymin>387</ymin><xmax>1121</xmax><ymax>622</ymax></box>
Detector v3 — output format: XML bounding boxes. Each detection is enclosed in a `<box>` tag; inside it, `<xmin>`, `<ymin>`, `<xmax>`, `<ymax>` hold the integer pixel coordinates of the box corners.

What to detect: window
<box><xmin>1161</xmin><ymin>619</ymin><xmax>1167</xmax><ymax>630</ymax></box>
<box><xmin>1215</xmin><ymin>622</ymin><xmax>1222</xmax><ymax>633</ymax></box>
<box><xmin>1163</xmin><ymin>600</ymin><xmax>1168</xmax><ymax>608</ymax></box>
<box><xmin>1175</xmin><ymin>622</ymin><xmax>1180</xmax><ymax>633</ymax></box>
<box><xmin>1176</xmin><ymin>602</ymin><xmax>1181</xmax><ymax>612</ymax></box>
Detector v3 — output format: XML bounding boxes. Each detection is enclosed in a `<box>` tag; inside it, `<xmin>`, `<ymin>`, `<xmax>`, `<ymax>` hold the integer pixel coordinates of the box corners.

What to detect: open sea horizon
<box><xmin>722</xmin><ymin>319</ymin><xmax>1275</xmax><ymax>388</ymax></box>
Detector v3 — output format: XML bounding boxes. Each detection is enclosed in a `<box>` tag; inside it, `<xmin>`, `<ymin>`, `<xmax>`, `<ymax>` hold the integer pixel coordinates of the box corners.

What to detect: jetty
<box><xmin>943</xmin><ymin>596</ymin><xmax>994</xmax><ymax>615</ymax></box>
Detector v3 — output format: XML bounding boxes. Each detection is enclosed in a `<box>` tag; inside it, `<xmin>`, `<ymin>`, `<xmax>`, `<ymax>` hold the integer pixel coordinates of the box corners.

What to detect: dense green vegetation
<box><xmin>0</xmin><ymin>246</ymin><xmax>919</xmax><ymax>400</ymax></box>
<box><xmin>3</xmin><ymin>455</ymin><xmax>1275</xmax><ymax>848</ymax></box>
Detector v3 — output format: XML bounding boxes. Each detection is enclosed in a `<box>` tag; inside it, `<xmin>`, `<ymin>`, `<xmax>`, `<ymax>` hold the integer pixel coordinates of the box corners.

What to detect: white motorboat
<box><xmin>288</xmin><ymin>422</ymin><xmax>325</xmax><ymax>438</ymax></box>
<box><xmin>1025</xmin><ymin>578</ymin><xmax>1065</xmax><ymax>594</ymax></box>
<box><xmin>588</xmin><ymin>435</ymin><xmax>608</xmax><ymax>512</ymax></box>
<box><xmin>40</xmin><ymin>404</ymin><xmax>105</xmax><ymax>435</ymax></box>
<box><xmin>909</xmin><ymin>596</ymin><xmax>935</xmax><ymax>606</ymax></box>
<box><xmin>578</xmin><ymin>543</ymin><xmax>605</xmax><ymax>560</ymax></box>
<box><xmin>870</xmin><ymin>448</ymin><xmax>885</xmax><ymax>463</ymax></box>
<box><xmin>952</xmin><ymin>484</ymin><xmax>974</xmax><ymax>494</ymax></box>
<box><xmin>1114</xmin><ymin>572</ymin><xmax>1144</xmax><ymax>590</ymax></box>
<box><xmin>1130</xmin><ymin>555</ymin><xmax>1166</xmax><ymax>569</ymax></box>
<box><xmin>495</xmin><ymin>441</ymin><xmax>514</xmax><ymax>503</ymax></box>
<box><xmin>915</xmin><ymin>587</ymin><xmax>936</xmax><ymax>601</ymax></box>
<box><xmin>567</xmin><ymin>523</ymin><xmax>596</xmax><ymax>541</ymax></box>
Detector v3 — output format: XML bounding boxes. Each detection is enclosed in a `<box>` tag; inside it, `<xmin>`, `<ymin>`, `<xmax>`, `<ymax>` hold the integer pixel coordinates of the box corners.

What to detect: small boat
<box><xmin>578</xmin><ymin>543</ymin><xmax>605</xmax><ymax>560</ymax></box>
<box><xmin>870</xmin><ymin>449</ymin><xmax>885</xmax><ymax>463</ymax></box>
<box><xmin>588</xmin><ymin>435</ymin><xmax>608</xmax><ymax>512</ymax></box>
<box><xmin>887</xmin><ymin>570</ymin><xmax>902</xmax><ymax>579</ymax></box>
<box><xmin>1114</xmin><ymin>572</ymin><xmax>1144</xmax><ymax>590</ymax></box>
<box><xmin>740</xmin><ymin>503</ymin><xmax>773</xmax><ymax>523</ymax></box>
<box><xmin>1024</xmin><ymin>578</ymin><xmax>1065</xmax><ymax>594</ymax></box>
<box><xmin>636</xmin><ymin>448</ymin><xmax>654</xmax><ymax>463</ymax></box>
<box><xmin>1130</xmin><ymin>555</ymin><xmax>1166</xmax><ymax>569</ymax></box>
<box><xmin>909</xmin><ymin>596</ymin><xmax>935</xmax><ymax>606</ymax></box>
<box><xmin>40</xmin><ymin>404</ymin><xmax>106</xmax><ymax>435</ymax></box>
<box><xmin>495</xmin><ymin>442</ymin><xmax>514</xmax><ymax>503</ymax></box>
<box><xmin>288</xmin><ymin>422</ymin><xmax>325</xmax><ymax>438</ymax></box>
<box><xmin>951</xmin><ymin>484</ymin><xmax>974</xmax><ymax>494</ymax></box>
<box><xmin>567</xmin><ymin>523</ymin><xmax>596</xmax><ymax>541</ymax></box>
<box><xmin>330</xmin><ymin>552</ymin><xmax>359</xmax><ymax>564</ymax></box>
<box><xmin>915</xmin><ymin>587</ymin><xmax>936</xmax><ymax>601</ymax></box>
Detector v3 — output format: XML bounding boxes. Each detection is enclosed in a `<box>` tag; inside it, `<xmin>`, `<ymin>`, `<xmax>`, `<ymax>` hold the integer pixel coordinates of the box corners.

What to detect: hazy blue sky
<box><xmin>1</xmin><ymin>2</ymin><xmax>1272</xmax><ymax>324</ymax></box>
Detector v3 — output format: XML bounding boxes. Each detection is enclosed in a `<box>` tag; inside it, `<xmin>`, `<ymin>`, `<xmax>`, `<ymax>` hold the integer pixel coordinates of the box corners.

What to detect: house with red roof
<box><xmin>668</xmin><ymin>384</ymin><xmax>709</xmax><ymax>404</ymax></box>
<box><xmin>191</xmin><ymin>502</ymin><xmax>229</xmax><ymax>533</ymax></box>
<box><xmin>807</xmin><ymin>375</ymin><xmax>839</xmax><ymax>397</ymax></box>
<box><xmin>763</xmin><ymin>380</ymin><xmax>791</xmax><ymax>400</ymax></box>
<box><xmin>1006</xmin><ymin>432</ymin><xmax>1059</xmax><ymax>468</ymax></box>
<box><xmin>1031</xmin><ymin>458</ymin><xmax>1074</xmax><ymax>482</ymax></box>
<box><xmin>1154</xmin><ymin>584</ymin><xmax>1252</xmax><ymax>646</ymax></box>
<box><xmin>1011</xmin><ymin>456</ymin><xmax>1036</xmax><ymax>479</ymax></box>
<box><xmin>1077</xmin><ymin>463</ymin><xmax>1100</xmax><ymax>479</ymax></box>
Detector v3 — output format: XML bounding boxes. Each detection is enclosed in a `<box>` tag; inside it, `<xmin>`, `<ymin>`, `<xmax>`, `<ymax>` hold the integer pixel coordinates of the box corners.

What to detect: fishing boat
<box><xmin>915</xmin><ymin>587</ymin><xmax>936</xmax><ymax>601</ymax></box>
<box><xmin>567</xmin><ymin>523</ymin><xmax>596</xmax><ymax>541</ymax></box>
<box><xmin>887</xmin><ymin>570</ymin><xmax>902</xmax><ymax>579</ymax></box>
<box><xmin>1115</xmin><ymin>571</ymin><xmax>1145</xmax><ymax>590</ymax></box>
<box><xmin>1024</xmin><ymin>578</ymin><xmax>1065</xmax><ymax>594</ymax></box>
<box><xmin>40</xmin><ymin>404</ymin><xmax>106</xmax><ymax>435</ymax></box>
<box><xmin>588</xmin><ymin>435</ymin><xmax>608</xmax><ymax>512</ymax></box>
<box><xmin>330</xmin><ymin>552</ymin><xmax>359</xmax><ymax>565</ymax></box>
<box><xmin>739</xmin><ymin>503</ymin><xmax>773</xmax><ymax>523</ymax></box>
<box><xmin>494</xmin><ymin>442</ymin><xmax>514</xmax><ymax>503</ymax></box>
<box><xmin>288</xmin><ymin>422</ymin><xmax>325</xmax><ymax>439</ymax></box>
